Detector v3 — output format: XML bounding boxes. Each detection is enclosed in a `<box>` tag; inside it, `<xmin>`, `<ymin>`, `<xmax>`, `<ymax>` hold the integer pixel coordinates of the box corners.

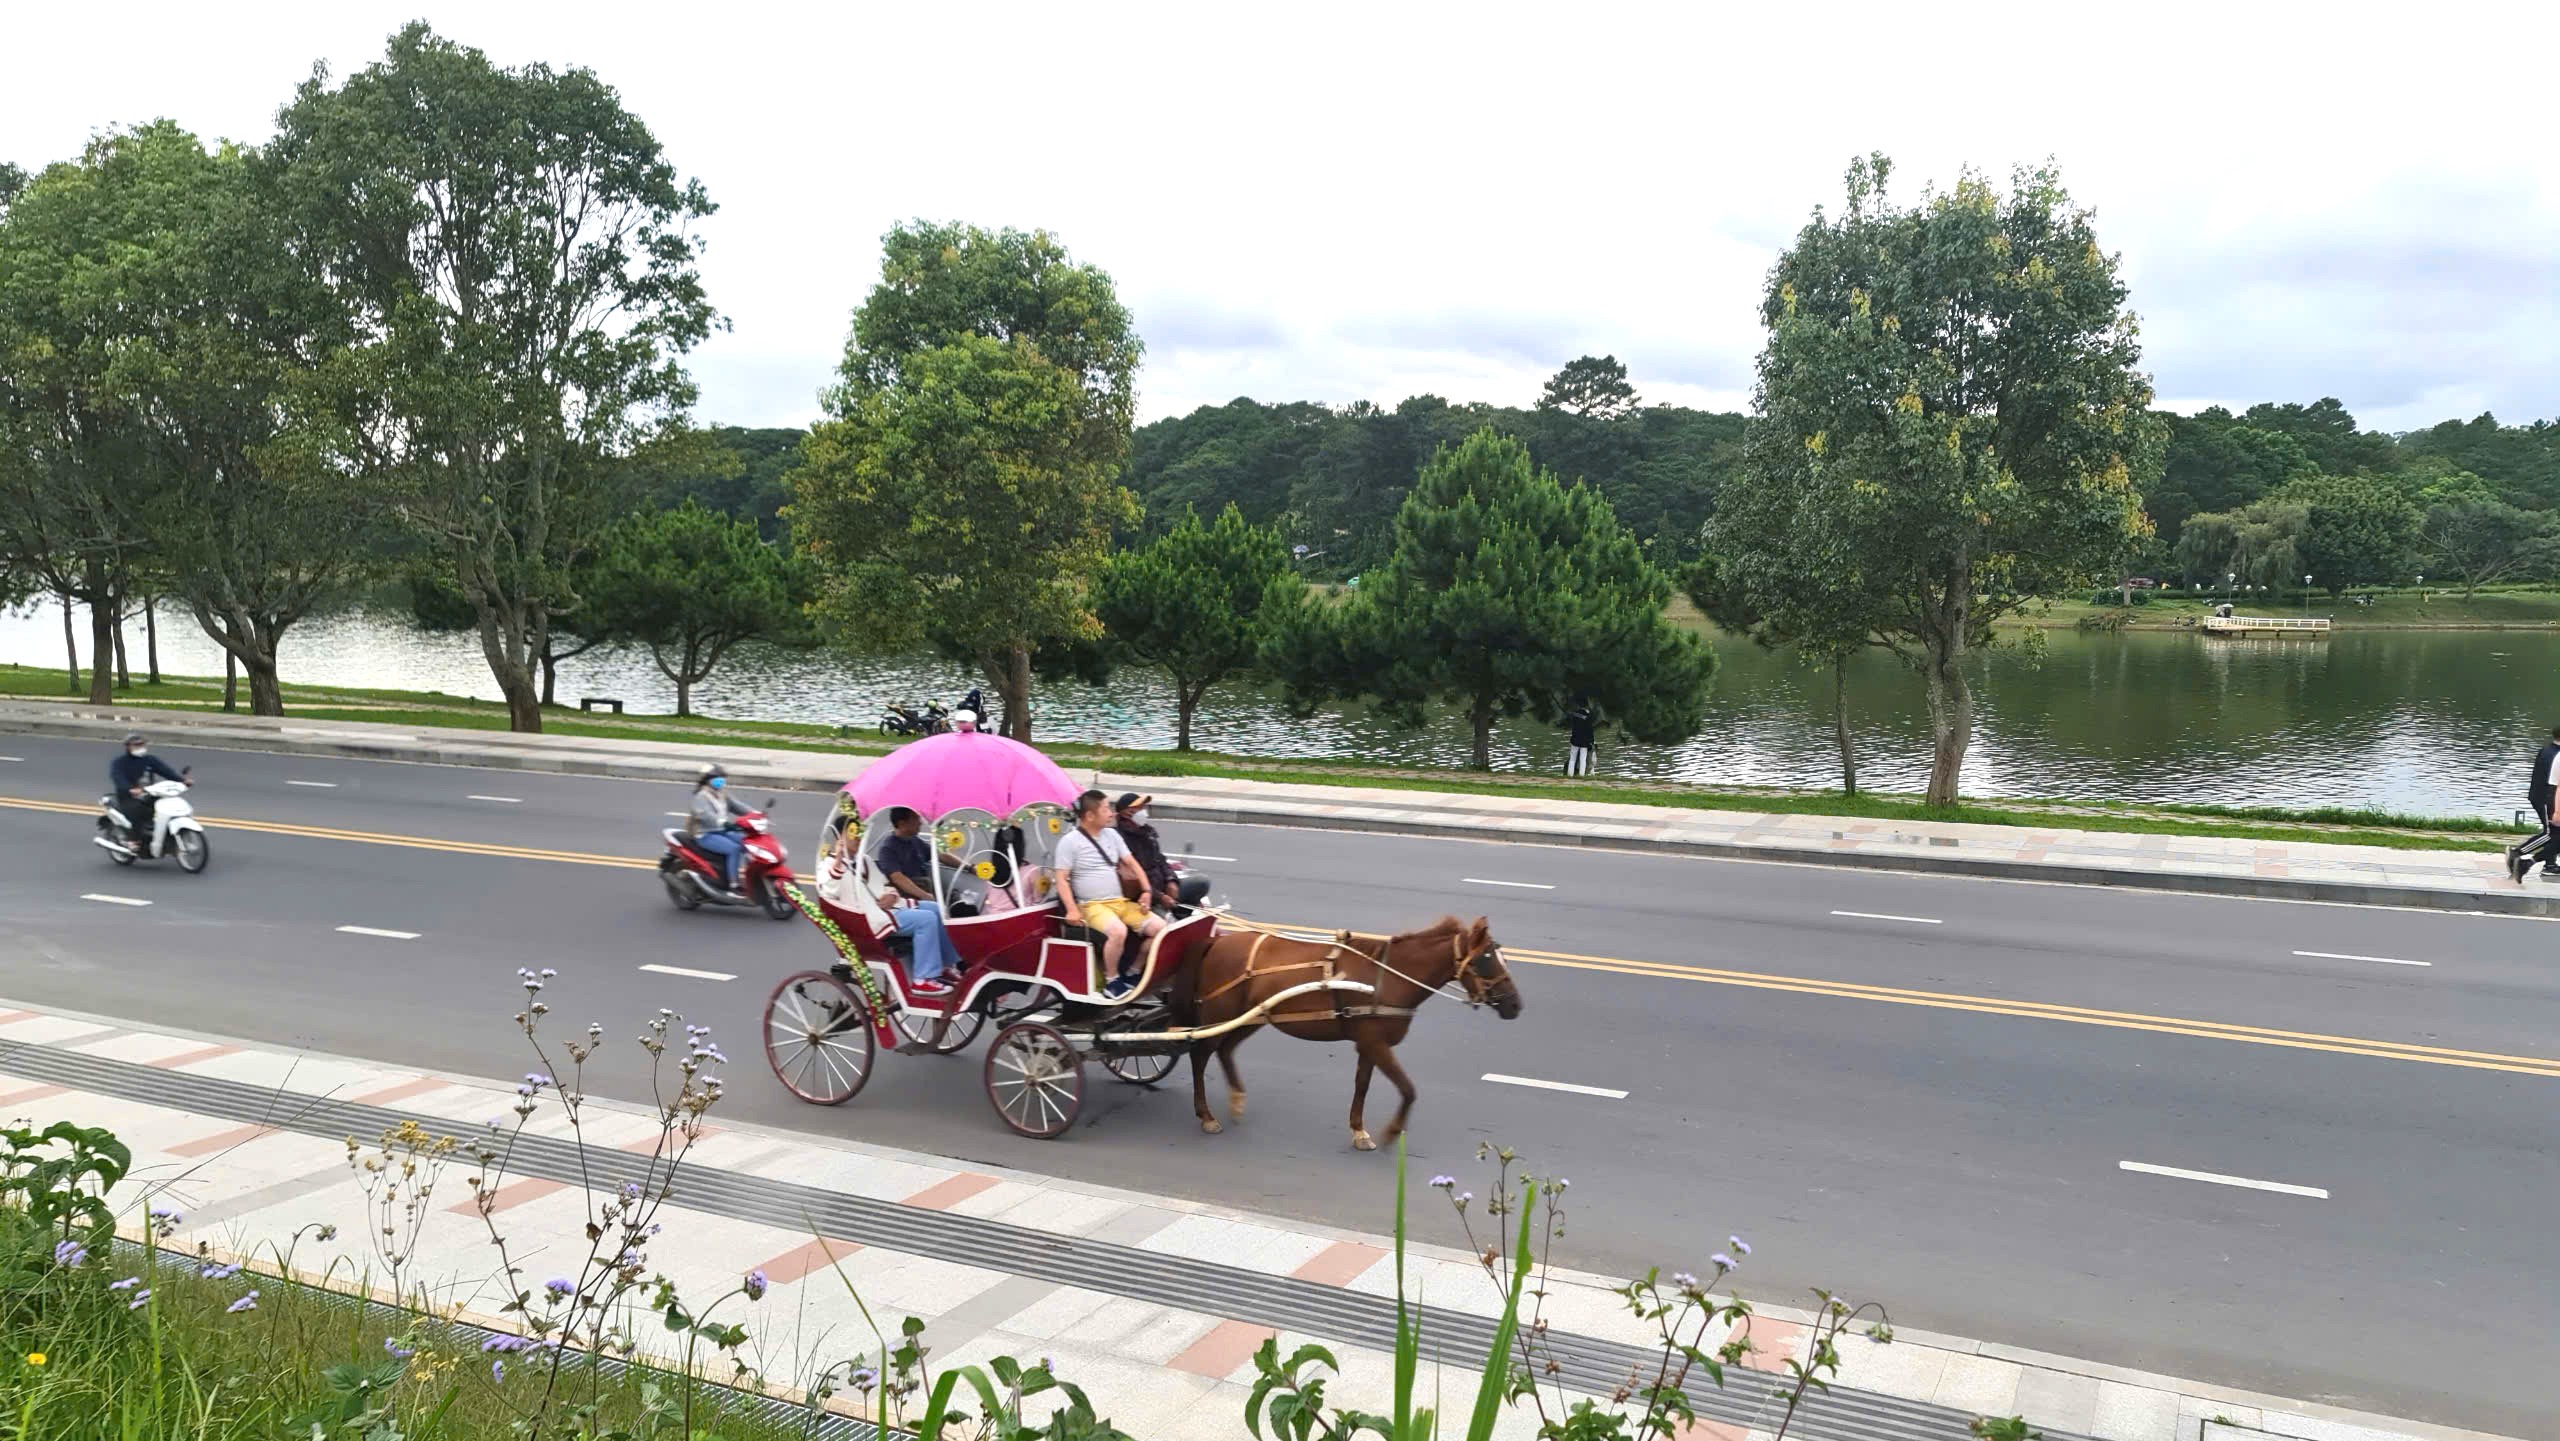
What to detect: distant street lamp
<box><xmin>2303</xmin><ymin>574</ymin><xmax>2314</xmax><ymax>617</ymax></box>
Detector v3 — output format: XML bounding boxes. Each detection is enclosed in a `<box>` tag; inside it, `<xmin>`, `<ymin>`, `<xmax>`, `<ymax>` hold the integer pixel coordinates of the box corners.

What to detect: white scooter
<box><xmin>95</xmin><ymin>773</ymin><xmax>209</xmax><ymax>874</ymax></box>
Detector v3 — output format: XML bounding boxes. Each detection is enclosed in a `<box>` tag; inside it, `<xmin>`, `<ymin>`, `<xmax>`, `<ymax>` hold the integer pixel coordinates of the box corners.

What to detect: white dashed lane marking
<box><xmin>639</xmin><ymin>963</ymin><xmax>737</xmax><ymax>982</ymax></box>
<box><xmin>82</xmin><ymin>894</ymin><xmax>151</xmax><ymax>907</ymax></box>
<box><xmin>286</xmin><ymin>780</ymin><xmax>338</xmax><ymax>788</ymax></box>
<box><xmin>336</xmin><ymin>925</ymin><xmax>420</xmax><ymax>940</ymax></box>
<box><xmin>1481</xmin><ymin>1072</ymin><xmax>1628</xmax><ymax>1099</ymax></box>
<box><xmin>468</xmin><ymin>795</ymin><xmax>522</xmax><ymax>804</ymax></box>
<box><xmin>2119</xmin><ymin>1160</ymin><xmax>2327</xmax><ymax>1199</ymax></box>
<box><xmin>2293</xmin><ymin>949</ymin><xmax>2430</xmax><ymax>967</ymax></box>
<box><xmin>1464</xmin><ymin>878</ymin><xmax>1556</xmax><ymax>890</ymax></box>
<box><xmin>1830</xmin><ymin>910</ymin><xmax>1942</xmax><ymax>925</ymax></box>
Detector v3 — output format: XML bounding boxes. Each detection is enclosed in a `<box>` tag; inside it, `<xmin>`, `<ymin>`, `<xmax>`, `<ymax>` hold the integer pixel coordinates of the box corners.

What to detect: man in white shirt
<box><xmin>1053</xmin><ymin>789</ymin><xmax>1164</xmax><ymax>998</ymax></box>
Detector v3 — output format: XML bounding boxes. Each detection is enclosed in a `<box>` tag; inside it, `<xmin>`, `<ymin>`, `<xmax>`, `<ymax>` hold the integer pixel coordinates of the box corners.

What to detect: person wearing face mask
<box><xmin>687</xmin><ymin>764</ymin><xmax>751</xmax><ymax>894</ymax></box>
<box><xmin>1110</xmin><ymin>793</ymin><xmax>1206</xmax><ymax>915</ymax></box>
<box><xmin>109</xmin><ymin>732</ymin><xmax>186</xmax><ymax>854</ymax></box>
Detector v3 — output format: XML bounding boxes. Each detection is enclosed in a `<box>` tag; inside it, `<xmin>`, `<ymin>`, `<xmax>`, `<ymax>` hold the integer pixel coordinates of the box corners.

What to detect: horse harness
<box><xmin>1197</xmin><ymin>926</ymin><xmax>1509</xmax><ymax>1027</ymax></box>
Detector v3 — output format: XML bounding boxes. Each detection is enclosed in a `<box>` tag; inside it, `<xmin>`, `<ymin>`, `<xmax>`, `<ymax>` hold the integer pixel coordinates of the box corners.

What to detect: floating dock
<box><xmin>2201</xmin><ymin>615</ymin><xmax>2330</xmax><ymax>638</ymax></box>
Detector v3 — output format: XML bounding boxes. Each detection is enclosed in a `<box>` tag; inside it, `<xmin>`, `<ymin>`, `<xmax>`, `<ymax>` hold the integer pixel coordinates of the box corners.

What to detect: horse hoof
<box><xmin>1200</xmin><ymin>1117</ymin><xmax>1223</xmax><ymax>1135</ymax></box>
<box><xmin>1351</xmin><ymin>1130</ymin><xmax>1377</xmax><ymax>1152</ymax></box>
<box><xmin>1228</xmin><ymin>1090</ymin><xmax>1247</xmax><ymax>1121</ymax></box>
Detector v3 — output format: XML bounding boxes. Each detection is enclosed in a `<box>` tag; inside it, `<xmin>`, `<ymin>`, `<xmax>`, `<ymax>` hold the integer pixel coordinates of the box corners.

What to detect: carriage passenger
<box><xmin>1055</xmin><ymin>790</ymin><xmax>1166</xmax><ymax>998</ymax></box>
<box><xmin>821</xmin><ymin>823</ymin><xmax>959</xmax><ymax>997</ymax></box>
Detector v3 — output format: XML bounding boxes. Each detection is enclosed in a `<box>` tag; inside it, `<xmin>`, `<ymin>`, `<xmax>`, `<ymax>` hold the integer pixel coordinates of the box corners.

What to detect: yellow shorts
<box><xmin>1078</xmin><ymin>897</ymin><xmax>1153</xmax><ymax>931</ymax></box>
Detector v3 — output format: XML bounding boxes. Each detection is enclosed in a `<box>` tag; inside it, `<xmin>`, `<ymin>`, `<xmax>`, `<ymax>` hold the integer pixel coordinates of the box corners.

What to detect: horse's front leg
<box><xmin>1188</xmin><ymin>1039</ymin><xmax>1223</xmax><ymax>1134</ymax></box>
<box><xmin>1349</xmin><ymin>1040</ymin><xmax>1379</xmax><ymax>1151</ymax></box>
<box><xmin>1374</xmin><ymin>1041</ymin><xmax>1420</xmax><ymax>1146</ymax></box>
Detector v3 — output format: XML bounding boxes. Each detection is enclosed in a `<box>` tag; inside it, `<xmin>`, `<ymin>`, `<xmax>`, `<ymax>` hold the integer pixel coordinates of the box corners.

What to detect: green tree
<box><xmin>267</xmin><ymin>22</ymin><xmax>718</xmax><ymax>732</ymax></box>
<box><xmin>1537</xmin><ymin>355</ymin><xmax>1639</xmax><ymax>420</ymax></box>
<box><xmin>1720</xmin><ymin>155</ymin><xmax>2159</xmax><ymax>806</ymax></box>
<box><xmin>2419</xmin><ymin>494</ymin><xmax>2553</xmax><ymax>597</ymax></box>
<box><xmin>2239</xmin><ymin>398</ymin><xmax>2400</xmax><ymax>477</ymax></box>
<box><xmin>582</xmin><ymin>501</ymin><xmax>794</xmax><ymax>716</ymax></box>
<box><xmin>1682</xmin><ymin>549</ymin><xmax>1881</xmax><ymax>796</ymax></box>
<box><xmin>1273</xmin><ymin>427</ymin><xmax>1714</xmax><ymax>771</ymax></box>
<box><xmin>0</xmin><ymin>136</ymin><xmax>177</xmax><ymax>703</ymax></box>
<box><xmin>1096</xmin><ymin>506</ymin><xmax>1298</xmax><ymax>749</ymax></box>
<box><xmin>792</xmin><ymin>223</ymin><xmax>1141</xmax><ymax>743</ymax></box>
<box><xmin>2398</xmin><ymin>413</ymin><xmax>2560</xmax><ymax>512</ymax></box>
<box><xmin>2171</xmin><ymin>498</ymin><xmax>2307</xmax><ymax>592</ymax></box>
<box><xmin>2146</xmin><ymin>408</ymin><xmax>2317</xmax><ymax>545</ymax></box>
<box><xmin>2275</xmin><ymin>473</ymin><xmax>2420</xmax><ymax>592</ymax></box>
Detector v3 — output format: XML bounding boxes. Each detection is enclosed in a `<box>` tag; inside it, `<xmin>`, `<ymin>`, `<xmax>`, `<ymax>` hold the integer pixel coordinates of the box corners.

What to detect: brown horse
<box><xmin>1172</xmin><ymin>915</ymin><xmax>1525</xmax><ymax>1151</ymax></box>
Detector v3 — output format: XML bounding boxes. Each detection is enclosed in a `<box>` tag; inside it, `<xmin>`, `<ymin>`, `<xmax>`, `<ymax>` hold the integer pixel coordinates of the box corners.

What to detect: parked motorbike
<box><xmin>879</xmin><ymin>703</ymin><xmax>950</xmax><ymax>738</ymax></box>
<box><xmin>659</xmin><ymin>802</ymin><xmax>797</xmax><ymax>919</ymax></box>
<box><xmin>96</xmin><ymin>772</ymin><xmax>209</xmax><ymax>874</ymax></box>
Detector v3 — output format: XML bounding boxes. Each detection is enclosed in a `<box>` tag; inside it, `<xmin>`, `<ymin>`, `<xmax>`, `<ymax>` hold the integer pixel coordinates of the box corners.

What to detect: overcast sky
<box><xmin>9</xmin><ymin>2</ymin><xmax>2556</xmax><ymax>435</ymax></box>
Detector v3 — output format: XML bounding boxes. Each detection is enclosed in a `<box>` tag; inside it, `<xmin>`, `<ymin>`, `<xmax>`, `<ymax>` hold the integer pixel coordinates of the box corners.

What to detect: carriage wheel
<box><xmin>763</xmin><ymin>971</ymin><xmax>875</xmax><ymax>1106</ymax></box>
<box><xmin>1100</xmin><ymin>1050</ymin><xmax>1177</xmax><ymax>1087</ymax></box>
<box><xmin>894</xmin><ymin>1007</ymin><xmax>986</xmax><ymax>1055</ymax></box>
<box><xmin>984</xmin><ymin>1021</ymin><xmax>1084</xmax><ymax>1139</ymax></box>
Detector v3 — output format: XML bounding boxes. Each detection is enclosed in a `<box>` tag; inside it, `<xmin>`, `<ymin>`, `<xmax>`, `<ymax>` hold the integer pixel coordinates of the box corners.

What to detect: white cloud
<box><xmin>7</xmin><ymin>0</ymin><xmax>2554</xmax><ymax>431</ymax></box>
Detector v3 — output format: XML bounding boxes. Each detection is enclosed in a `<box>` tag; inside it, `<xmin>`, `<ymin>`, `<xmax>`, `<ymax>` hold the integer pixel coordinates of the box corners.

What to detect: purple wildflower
<box><xmin>1710</xmin><ymin>1252</ymin><xmax>1737</xmax><ymax>1270</ymax></box>
<box><xmin>52</xmin><ymin>1240</ymin><xmax>86</xmax><ymax>1267</ymax></box>
<box><xmin>384</xmin><ymin>1337</ymin><xmax>416</xmax><ymax>1360</ymax></box>
<box><xmin>1428</xmin><ymin>1175</ymin><xmax>1456</xmax><ymax>1190</ymax></box>
<box><xmin>127</xmin><ymin>1289</ymin><xmax>152</xmax><ymax>1309</ymax></box>
<box><xmin>1729</xmin><ymin>1235</ymin><xmax>1751</xmax><ymax>1257</ymax></box>
<box><xmin>492</xmin><ymin>1359</ymin><xmax>506</xmax><ymax>1384</ymax></box>
<box><xmin>543</xmin><ymin>1277</ymin><xmax>575</xmax><ymax>1299</ymax></box>
<box><xmin>149</xmin><ymin>1206</ymin><xmax>183</xmax><ymax>1227</ymax></box>
<box><xmin>1670</xmin><ymin>1271</ymin><xmax>1699</xmax><ymax>1290</ymax></box>
<box><xmin>227</xmin><ymin>1291</ymin><xmax>259</xmax><ymax>1314</ymax></box>
<box><xmin>108</xmin><ymin>1276</ymin><xmax>141</xmax><ymax>1292</ymax></box>
<box><xmin>744</xmin><ymin>1269</ymin><xmax>769</xmax><ymax>1301</ymax></box>
<box><xmin>200</xmin><ymin>1262</ymin><xmax>242</xmax><ymax>1280</ymax></box>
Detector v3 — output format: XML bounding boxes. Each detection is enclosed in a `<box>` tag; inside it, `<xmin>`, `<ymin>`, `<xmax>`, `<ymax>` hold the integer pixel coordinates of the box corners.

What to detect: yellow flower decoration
<box><xmin>25</xmin><ymin>1352</ymin><xmax>44</xmax><ymax>1366</ymax></box>
<box><xmin>973</xmin><ymin>860</ymin><xmax>995</xmax><ymax>880</ymax></box>
<box><xmin>1035</xmin><ymin>872</ymin><xmax>1055</xmax><ymax>893</ymax></box>
<box><xmin>943</xmin><ymin>829</ymin><xmax>966</xmax><ymax>849</ymax></box>
<box><xmin>1046</xmin><ymin>817</ymin><xmax>1062</xmax><ymax>834</ymax></box>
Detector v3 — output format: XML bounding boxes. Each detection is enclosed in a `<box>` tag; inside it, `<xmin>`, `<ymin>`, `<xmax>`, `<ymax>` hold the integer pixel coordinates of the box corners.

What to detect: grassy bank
<box><xmin>0</xmin><ymin>662</ymin><xmax>2510</xmax><ymax>855</ymax></box>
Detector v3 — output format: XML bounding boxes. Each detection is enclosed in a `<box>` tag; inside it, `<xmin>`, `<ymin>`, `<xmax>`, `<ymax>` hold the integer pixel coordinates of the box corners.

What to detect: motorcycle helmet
<box><xmin>124</xmin><ymin>732</ymin><xmax>147</xmax><ymax>749</ymax></box>
<box><xmin>696</xmin><ymin>763</ymin><xmax>727</xmax><ymax>787</ymax></box>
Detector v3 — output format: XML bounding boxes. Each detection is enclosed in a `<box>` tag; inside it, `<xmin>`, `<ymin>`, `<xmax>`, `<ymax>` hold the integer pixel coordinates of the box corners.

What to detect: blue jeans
<box><xmin>694</xmin><ymin>830</ymin><xmax>743</xmax><ymax>889</ymax></box>
<box><xmin>890</xmin><ymin>902</ymin><xmax>956</xmax><ymax>982</ymax></box>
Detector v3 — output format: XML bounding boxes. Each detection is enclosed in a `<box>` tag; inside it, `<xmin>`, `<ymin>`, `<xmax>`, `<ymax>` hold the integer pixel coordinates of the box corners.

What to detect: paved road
<box><xmin>0</xmin><ymin>733</ymin><xmax>2552</xmax><ymax>1435</ymax></box>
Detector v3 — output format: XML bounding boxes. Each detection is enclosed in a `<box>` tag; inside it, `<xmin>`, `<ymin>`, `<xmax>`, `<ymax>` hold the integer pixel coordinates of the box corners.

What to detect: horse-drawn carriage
<box><xmin>758</xmin><ymin>728</ymin><xmax>1471</xmax><ymax>1139</ymax></box>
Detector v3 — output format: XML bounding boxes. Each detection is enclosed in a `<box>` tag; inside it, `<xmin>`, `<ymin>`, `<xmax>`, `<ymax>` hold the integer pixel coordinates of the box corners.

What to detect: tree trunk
<box><xmin>1006</xmin><ymin>646</ymin><xmax>1033</xmax><ymax>743</ymax></box>
<box><xmin>1921</xmin><ymin>643</ymin><xmax>1972</xmax><ymax>808</ymax></box>
<box><xmin>1469</xmin><ymin>699</ymin><xmax>1495</xmax><ymax>771</ymax></box>
<box><xmin>1175</xmin><ymin>680</ymin><xmax>1202</xmax><ymax>751</ymax></box>
<box><xmin>471</xmin><ymin>601</ymin><xmax>544</xmax><ymax>733</ymax></box>
<box><xmin>243</xmin><ymin>653</ymin><xmax>284</xmax><ymax>717</ymax></box>
<box><xmin>1832</xmin><ymin>654</ymin><xmax>1858</xmax><ymax>797</ymax></box>
<box><xmin>111</xmin><ymin>608</ymin><xmax>130</xmax><ymax>689</ymax></box>
<box><xmin>58</xmin><ymin>591</ymin><xmax>80</xmax><ymax>694</ymax></box>
<box><xmin>144</xmin><ymin>597</ymin><xmax>161</xmax><ymax>685</ymax></box>
<box><xmin>223</xmin><ymin>652</ymin><xmax>238</xmax><ymax>712</ymax></box>
<box><xmin>534</xmin><ymin>611</ymin><xmax>559</xmax><ymax>707</ymax></box>
<box><xmin>675</xmin><ymin>637</ymin><xmax>696</xmax><ymax>717</ymax></box>
<box><xmin>84</xmin><ymin>564</ymin><xmax>114</xmax><ymax>704</ymax></box>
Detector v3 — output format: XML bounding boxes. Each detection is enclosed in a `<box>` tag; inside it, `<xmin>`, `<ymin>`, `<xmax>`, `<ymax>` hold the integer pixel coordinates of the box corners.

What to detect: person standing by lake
<box><xmin>2509</xmin><ymin>724</ymin><xmax>2560</xmax><ymax>883</ymax></box>
<box><xmin>1562</xmin><ymin>699</ymin><xmax>1597</xmax><ymax>778</ymax></box>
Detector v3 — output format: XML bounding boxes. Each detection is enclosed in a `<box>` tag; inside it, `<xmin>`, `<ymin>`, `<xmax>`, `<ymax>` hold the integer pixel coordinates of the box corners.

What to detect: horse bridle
<box><xmin>1454</xmin><ymin>936</ymin><xmax>1512</xmax><ymax>1009</ymax></box>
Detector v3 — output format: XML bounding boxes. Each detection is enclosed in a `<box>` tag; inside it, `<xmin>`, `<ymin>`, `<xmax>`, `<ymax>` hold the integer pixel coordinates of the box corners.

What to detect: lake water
<box><xmin>3</xmin><ymin>600</ymin><xmax>2549</xmax><ymax>821</ymax></box>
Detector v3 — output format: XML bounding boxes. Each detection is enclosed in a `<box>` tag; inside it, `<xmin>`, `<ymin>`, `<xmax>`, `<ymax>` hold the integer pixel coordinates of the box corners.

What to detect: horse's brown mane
<box><xmin>1385</xmin><ymin>915</ymin><xmax>1468</xmax><ymax>945</ymax></box>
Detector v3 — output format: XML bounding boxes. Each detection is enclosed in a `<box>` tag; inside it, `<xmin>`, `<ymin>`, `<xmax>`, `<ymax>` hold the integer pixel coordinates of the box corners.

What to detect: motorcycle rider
<box><xmin>109</xmin><ymin>732</ymin><xmax>185</xmax><ymax>855</ymax></box>
<box><xmin>687</xmin><ymin>764</ymin><xmax>752</xmax><ymax>893</ymax></box>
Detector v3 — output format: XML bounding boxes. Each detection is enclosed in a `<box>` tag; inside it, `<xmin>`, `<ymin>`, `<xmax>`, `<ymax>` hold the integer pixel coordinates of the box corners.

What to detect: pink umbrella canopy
<box><xmin>843</xmin><ymin>730</ymin><xmax>1081</xmax><ymax>822</ymax></box>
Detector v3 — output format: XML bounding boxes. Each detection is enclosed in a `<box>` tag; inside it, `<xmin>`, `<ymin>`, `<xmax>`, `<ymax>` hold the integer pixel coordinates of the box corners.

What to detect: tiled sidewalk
<box><xmin>0</xmin><ymin>999</ymin><xmax>2512</xmax><ymax>1441</ymax></box>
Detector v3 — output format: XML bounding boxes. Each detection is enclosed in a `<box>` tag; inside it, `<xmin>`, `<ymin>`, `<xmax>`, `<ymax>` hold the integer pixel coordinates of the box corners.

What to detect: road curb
<box><xmin>5</xmin><ymin>700</ymin><xmax>2549</xmax><ymax>920</ymax></box>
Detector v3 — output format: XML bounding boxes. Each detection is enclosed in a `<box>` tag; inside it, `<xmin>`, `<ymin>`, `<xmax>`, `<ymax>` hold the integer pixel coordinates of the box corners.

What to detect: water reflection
<box><xmin>2</xmin><ymin>601</ymin><xmax>2544</xmax><ymax>819</ymax></box>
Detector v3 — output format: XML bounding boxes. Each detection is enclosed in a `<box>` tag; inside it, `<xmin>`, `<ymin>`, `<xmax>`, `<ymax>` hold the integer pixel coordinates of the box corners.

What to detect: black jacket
<box><xmin>1564</xmin><ymin>708</ymin><xmax>1596</xmax><ymax>748</ymax></box>
<box><xmin>2532</xmin><ymin>742</ymin><xmax>2560</xmax><ymax>813</ymax></box>
<box><xmin>110</xmin><ymin>751</ymin><xmax>183</xmax><ymax>794</ymax></box>
<box><xmin>1112</xmin><ymin>816</ymin><xmax>1175</xmax><ymax>898</ymax></box>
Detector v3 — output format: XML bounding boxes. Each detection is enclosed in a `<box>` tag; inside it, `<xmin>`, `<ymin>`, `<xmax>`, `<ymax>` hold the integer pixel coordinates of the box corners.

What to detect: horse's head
<box><xmin>1455</xmin><ymin>916</ymin><xmax>1524</xmax><ymax>1020</ymax></box>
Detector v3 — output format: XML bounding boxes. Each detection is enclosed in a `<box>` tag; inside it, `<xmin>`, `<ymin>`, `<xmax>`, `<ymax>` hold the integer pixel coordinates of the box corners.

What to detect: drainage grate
<box><xmin>2</xmin><ymin>1041</ymin><xmax>2091</xmax><ymax>1441</ymax></box>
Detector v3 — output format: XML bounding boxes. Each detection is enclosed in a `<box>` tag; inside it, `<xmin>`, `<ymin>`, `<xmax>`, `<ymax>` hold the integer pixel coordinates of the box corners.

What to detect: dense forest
<box><xmin>671</xmin><ymin>359</ymin><xmax>2559</xmax><ymax>588</ymax></box>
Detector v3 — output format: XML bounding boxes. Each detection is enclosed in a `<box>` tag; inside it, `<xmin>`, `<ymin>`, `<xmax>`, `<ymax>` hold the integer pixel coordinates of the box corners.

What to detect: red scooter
<box><xmin>659</xmin><ymin>802</ymin><xmax>798</xmax><ymax>919</ymax></box>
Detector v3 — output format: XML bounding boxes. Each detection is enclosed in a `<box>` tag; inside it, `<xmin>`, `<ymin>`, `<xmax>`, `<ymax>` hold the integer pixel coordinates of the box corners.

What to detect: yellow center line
<box><xmin>7</xmin><ymin>793</ymin><xmax>2550</xmax><ymax>1080</ymax></box>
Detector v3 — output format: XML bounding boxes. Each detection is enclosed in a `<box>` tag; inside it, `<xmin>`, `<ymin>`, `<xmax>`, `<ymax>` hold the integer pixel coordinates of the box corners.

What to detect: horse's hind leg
<box><xmin>1374</xmin><ymin>1042</ymin><xmax>1419</xmax><ymax>1146</ymax></box>
<box><xmin>1188</xmin><ymin>1039</ymin><xmax>1224</xmax><ymax>1134</ymax></box>
<box><xmin>1216</xmin><ymin>1034</ymin><xmax>1248</xmax><ymax>1122</ymax></box>
<box><xmin>1349</xmin><ymin>1045</ymin><xmax>1378</xmax><ymax>1151</ymax></box>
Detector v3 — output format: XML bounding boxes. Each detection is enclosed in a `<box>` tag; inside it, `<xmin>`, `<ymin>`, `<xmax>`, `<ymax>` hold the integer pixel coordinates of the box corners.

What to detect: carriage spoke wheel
<box><xmin>895</xmin><ymin>1008</ymin><xmax>986</xmax><ymax>1055</ymax></box>
<box><xmin>1100</xmin><ymin>1049</ymin><xmax>1176</xmax><ymax>1087</ymax></box>
<box><xmin>984</xmin><ymin>1021</ymin><xmax>1084</xmax><ymax>1139</ymax></box>
<box><xmin>763</xmin><ymin>971</ymin><xmax>875</xmax><ymax>1106</ymax></box>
